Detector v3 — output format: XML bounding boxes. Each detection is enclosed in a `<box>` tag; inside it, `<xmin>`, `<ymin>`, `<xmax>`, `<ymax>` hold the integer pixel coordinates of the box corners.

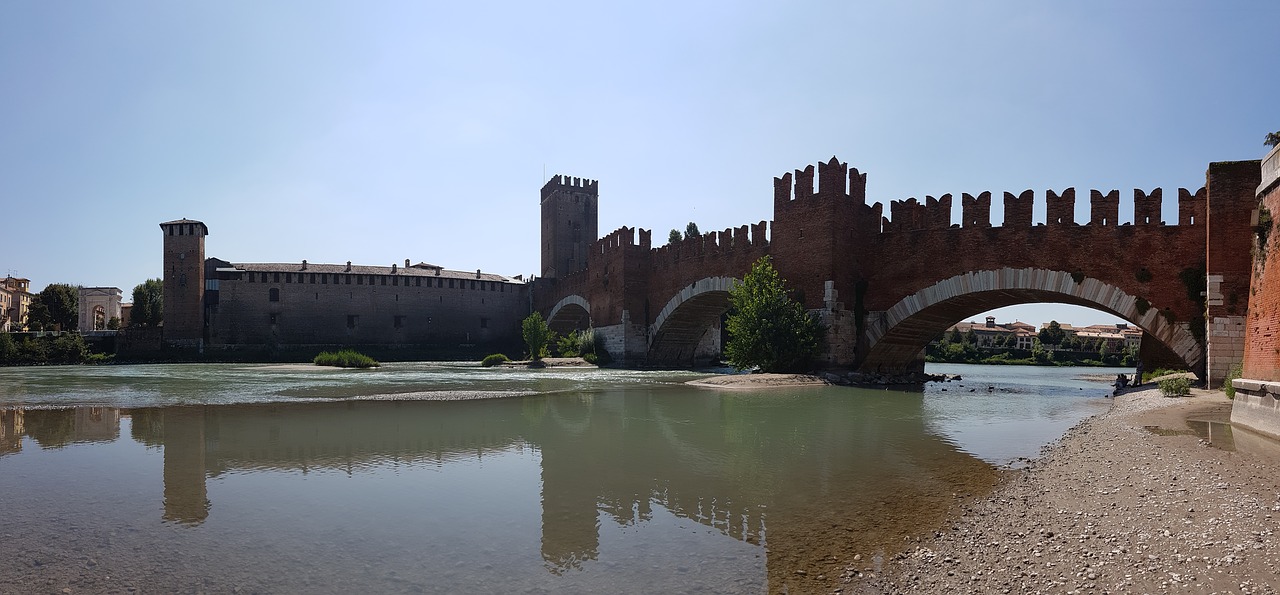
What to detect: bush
<box><xmin>1143</xmin><ymin>367</ymin><xmax>1186</xmax><ymax>384</ymax></box>
<box><xmin>582</xmin><ymin>352</ymin><xmax>597</xmax><ymax>364</ymax></box>
<box><xmin>1223</xmin><ymin>363</ymin><xmax>1242</xmax><ymax>399</ymax></box>
<box><xmin>481</xmin><ymin>353</ymin><xmax>510</xmax><ymax>367</ymax></box>
<box><xmin>1158</xmin><ymin>376</ymin><xmax>1191</xmax><ymax>397</ymax></box>
<box><xmin>313</xmin><ymin>349</ymin><xmax>380</xmax><ymax>368</ymax></box>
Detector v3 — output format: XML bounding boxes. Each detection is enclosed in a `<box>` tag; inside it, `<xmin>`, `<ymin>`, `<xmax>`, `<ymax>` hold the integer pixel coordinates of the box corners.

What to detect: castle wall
<box><xmin>1205</xmin><ymin>161</ymin><xmax>1262</xmax><ymax>386</ymax></box>
<box><xmin>160</xmin><ymin>220</ymin><xmax>207</xmax><ymax>347</ymax></box>
<box><xmin>206</xmin><ymin>266</ymin><xmax>529</xmax><ymax>350</ymax></box>
<box><xmin>1232</xmin><ymin>145</ymin><xmax>1280</xmax><ymax>438</ymax></box>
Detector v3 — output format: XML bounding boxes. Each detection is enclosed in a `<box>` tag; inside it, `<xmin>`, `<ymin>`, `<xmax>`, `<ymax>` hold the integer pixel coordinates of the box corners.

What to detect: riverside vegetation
<box><xmin>312</xmin><ymin>349</ymin><xmax>380</xmax><ymax>368</ymax></box>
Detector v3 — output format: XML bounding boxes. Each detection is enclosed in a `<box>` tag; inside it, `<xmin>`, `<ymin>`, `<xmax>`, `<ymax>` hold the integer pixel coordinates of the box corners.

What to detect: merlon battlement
<box><xmin>773</xmin><ymin>156</ymin><xmax>867</xmax><ymax>207</ymax></box>
<box><xmin>879</xmin><ymin>186</ymin><xmax>1206</xmax><ymax>232</ymax></box>
<box><xmin>541</xmin><ymin>174</ymin><xmax>599</xmax><ymax>199</ymax></box>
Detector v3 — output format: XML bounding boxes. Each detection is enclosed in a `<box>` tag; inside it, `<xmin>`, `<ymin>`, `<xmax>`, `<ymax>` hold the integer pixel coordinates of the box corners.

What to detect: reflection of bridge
<box><xmin>16</xmin><ymin>392</ymin><xmax>995</xmax><ymax>591</ymax></box>
<box><xmin>534</xmin><ymin>158</ymin><xmax>1260</xmax><ymax>383</ymax></box>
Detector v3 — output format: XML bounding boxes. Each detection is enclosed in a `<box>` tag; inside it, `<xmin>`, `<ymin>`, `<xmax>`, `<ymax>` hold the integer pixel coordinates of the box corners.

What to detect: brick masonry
<box><xmin>1232</xmin><ymin>145</ymin><xmax>1280</xmax><ymax>438</ymax></box>
<box><xmin>536</xmin><ymin>157</ymin><xmax>1260</xmax><ymax>373</ymax></box>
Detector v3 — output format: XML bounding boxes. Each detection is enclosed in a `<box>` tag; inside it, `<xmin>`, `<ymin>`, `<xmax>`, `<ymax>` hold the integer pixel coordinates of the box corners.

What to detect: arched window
<box><xmin>269</xmin><ymin>288</ymin><xmax>280</xmax><ymax>302</ymax></box>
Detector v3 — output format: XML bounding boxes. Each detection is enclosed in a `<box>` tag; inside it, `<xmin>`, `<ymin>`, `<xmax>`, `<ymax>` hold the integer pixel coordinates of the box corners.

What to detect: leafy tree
<box><xmin>947</xmin><ymin>327</ymin><xmax>963</xmax><ymax>344</ymax></box>
<box><xmin>1266</xmin><ymin>130</ymin><xmax>1280</xmax><ymax>148</ymax></box>
<box><xmin>522</xmin><ymin>312</ymin><xmax>551</xmax><ymax>361</ymax></box>
<box><xmin>668</xmin><ymin>229</ymin><xmax>683</xmax><ymax>244</ymax></box>
<box><xmin>964</xmin><ymin>329</ymin><xmax>978</xmax><ymax>346</ymax></box>
<box><xmin>106</xmin><ymin>316</ymin><xmax>121</xmax><ymax>330</ymax></box>
<box><xmin>130</xmin><ymin>279</ymin><xmax>163</xmax><ymax>327</ymax></box>
<box><xmin>28</xmin><ymin>283</ymin><xmax>80</xmax><ymax>331</ymax></box>
<box><xmin>1038</xmin><ymin>320</ymin><xmax>1065</xmax><ymax>347</ymax></box>
<box><xmin>0</xmin><ymin>332</ymin><xmax>15</xmax><ymax>364</ymax></box>
<box><xmin>684</xmin><ymin>221</ymin><xmax>700</xmax><ymax>240</ymax></box>
<box><xmin>724</xmin><ymin>256</ymin><xmax>822</xmax><ymax>372</ymax></box>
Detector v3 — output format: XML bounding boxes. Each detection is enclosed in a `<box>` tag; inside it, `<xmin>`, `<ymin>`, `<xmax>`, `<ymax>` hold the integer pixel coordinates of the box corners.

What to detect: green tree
<box><xmin>947</xmin><ymin>327</ymin><xmax>963</xmax><ymax>344</ymax></box>
<box><xmin>28</xmin><ymin>283</ymin><xmax>80</xmax><ymax>331</ymax></box>
<box><xmin>522</xmin><ymin>312</ymin><xmax>551</xmax><ymax>361</ymax></box>
<box><xmin>1038</xmin><ymin>320</ymin><xmax>1065</xmax><ymax>347</ymax></box>
<box><xmin>684</xmin><ymin>222</ymin><xmax>700</xmax><ymax>240</ymax></box>
<box><xmin>1266</xmin><ymin>130</ymin><xmax>1280</xmax><ymax>148</ymax></box>
<box><xmin>668</xmin><ymin>229</ymin><xmax>683</xmax><ymax>244</ymax></box>
<box><xmin>130</xmin><ymin>279</ymin><xmax>163</xmax><ymax>327</ymax></box>
<box><xmin>106</xmin><ymin>316</ymin><xmax>121</xmax><ymax>330</ymax></box>
<box><xmin>724</xmin><ymin>256</ymin><xmax>822</xmax><ymax>373</ymax></box>
<box><xmin>0</xmin><ymin>332</ymin><xmax>15</xmax><ymax>364</ymax></box>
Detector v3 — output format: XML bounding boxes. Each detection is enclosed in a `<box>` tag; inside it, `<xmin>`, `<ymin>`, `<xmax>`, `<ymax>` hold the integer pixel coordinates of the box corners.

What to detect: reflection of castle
<box><xmin>17</xmin><ymin>394</ymin><xmax>993</xmax><ymax>591</ymax></box>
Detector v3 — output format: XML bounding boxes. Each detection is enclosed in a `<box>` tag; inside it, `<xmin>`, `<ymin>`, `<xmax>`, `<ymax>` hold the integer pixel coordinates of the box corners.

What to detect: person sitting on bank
<box><xmin>1114</xmin><ymin>373</ymin><xmax>1129</xmax><ymax>394</ymax></box>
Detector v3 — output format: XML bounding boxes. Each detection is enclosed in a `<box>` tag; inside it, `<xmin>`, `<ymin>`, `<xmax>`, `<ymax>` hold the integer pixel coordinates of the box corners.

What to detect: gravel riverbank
<box><xmin>844</xmin><ymin>385</ymin><xmax>1280</xmax><ymax>594</ymax></box>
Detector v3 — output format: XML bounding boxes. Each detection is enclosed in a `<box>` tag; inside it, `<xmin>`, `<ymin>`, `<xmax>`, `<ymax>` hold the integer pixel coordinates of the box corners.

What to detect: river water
<box><xmin>0</xmin><ymin>362</ymin><xmax>1122</xmax><ymax>593</ymax></box>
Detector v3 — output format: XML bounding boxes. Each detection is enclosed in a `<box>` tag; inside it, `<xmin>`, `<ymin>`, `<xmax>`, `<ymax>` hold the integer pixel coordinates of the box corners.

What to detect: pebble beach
<box><xmin>843</xmin><ymin>385</ymin><xmax>1280</xmax><ymax>594</ymax></box>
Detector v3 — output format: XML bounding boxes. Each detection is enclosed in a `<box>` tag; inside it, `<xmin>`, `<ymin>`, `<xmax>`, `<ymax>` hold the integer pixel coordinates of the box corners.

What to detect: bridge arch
<box><xmin>861</xmin><ymin>267</ymin><xmax>1204</xmax><ymax>375</ymax></box>
<box><xmin>648</xmin><ymin>277</ymin><xmax>738</xmax><ymax>366</ymax></box>
<box><xmin>546</xmin><ymin>294</ymin><xmax>591</xmax><ymax>335</ymax></box>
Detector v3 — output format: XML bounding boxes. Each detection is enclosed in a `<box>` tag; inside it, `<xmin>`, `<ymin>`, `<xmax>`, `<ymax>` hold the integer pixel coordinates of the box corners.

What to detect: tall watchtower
<box><xmin>159</xmin><ymin>218</ymin><xmax>208</xmax><ymax>346</ymax></box>
<box><xmin>540</xmin><ymin>175</ymin><xmax>598</xmax><ymax>279</ymax></box>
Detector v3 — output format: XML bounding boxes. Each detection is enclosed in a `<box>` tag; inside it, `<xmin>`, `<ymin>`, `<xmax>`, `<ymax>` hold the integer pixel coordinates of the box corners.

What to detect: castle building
<box><xmin>540</xmin><ymin>175</ymin><xmax>598</xmax><ymax>279</ymax></box>
<box><xmin>160</xmin><ymin>220</ymin><xmax>531</xmax><ymax>353</ymax></box>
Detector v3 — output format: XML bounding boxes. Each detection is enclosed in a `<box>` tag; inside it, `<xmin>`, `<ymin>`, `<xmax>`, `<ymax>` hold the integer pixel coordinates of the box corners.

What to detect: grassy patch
<box><xmin>313</xmin><ymin>349</ymin><xmax>380</xmax><ymax>369</ymax></box>
<box><xmin>1158</xmin><ymin>376</ymin><xmax>1191</xmax><ymax>397</ymax></box>
<box><xmin>481</xmin><ymin>353</ymin><xmax>510</xmax><ymax>367</ymax></box>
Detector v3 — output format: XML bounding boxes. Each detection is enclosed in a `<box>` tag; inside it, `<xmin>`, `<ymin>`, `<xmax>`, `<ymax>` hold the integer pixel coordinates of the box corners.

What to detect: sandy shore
<box><xmin>842</xmin><ymin>386</ymin><xmax>1280</xmax><ymax>594</ymax></box>
<box><xmin>686</xmin><ymin>373</ymin><xmax>830</xmax><ymax>389</ymax></box>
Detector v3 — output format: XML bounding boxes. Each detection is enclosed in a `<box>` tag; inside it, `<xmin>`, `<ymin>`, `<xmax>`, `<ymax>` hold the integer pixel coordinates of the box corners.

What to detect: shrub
<box><xmin>313</xmin><ymin>349</ymin><xmax>380</xmax><ymax>368</ymax></box>
<box><xmin>582</xmin><ymin>352</ymin><xmax>598</xmax><ymax>364</ymax></box>
<box><xmin>1223</xmin><ymin>363</ymin><xmax>1242</xmax><ymax>399</ymax></box>
<box><xmin>1158</xmin><ymin>376</ymin><xmax>1191</xmax><ymax>397</ymax></box>
<box><xmin>481</xmin><ymin>353</ymin><xmax>510</xmax><ymax>367</ymax></box>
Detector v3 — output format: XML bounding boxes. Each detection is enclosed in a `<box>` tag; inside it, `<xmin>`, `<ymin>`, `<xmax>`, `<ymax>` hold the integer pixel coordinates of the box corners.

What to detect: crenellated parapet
<box><xmin>773</xmin><ymin>156</ymin><xmax>868</xmax><ymax>208</ymax></box>
<box><xmin>651</xmin><ymin>221</ymin><xmax>771</xmax><ymax>267</ymax></box>
<box><xmin>540</xmin><ymin>174</ymin><xmax>598</xmax><ymax>199</ymax></box>
<box><xmin>872</xmin><ymin>185</ymin><xmax>1208</xmax><ymax>231</ymax></box>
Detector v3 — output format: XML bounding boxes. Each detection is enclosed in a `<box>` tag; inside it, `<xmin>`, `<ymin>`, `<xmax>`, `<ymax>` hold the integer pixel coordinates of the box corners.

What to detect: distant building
<box><xmin>0</xmin><ymin>276</ymin><xmax>32</xmax><ymax>332</ymax></box>
<box><xmin>78</xmin><ymin>287</ymin><xmax>123</xmax><ymax>331</ymax></box>
<box><xmin>943</xmin><ymin>316</ymin><xmax>1037</xmax><ymax>349</ymax></box>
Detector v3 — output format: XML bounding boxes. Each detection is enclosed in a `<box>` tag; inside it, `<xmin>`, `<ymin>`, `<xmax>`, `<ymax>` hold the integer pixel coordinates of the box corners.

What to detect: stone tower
<box><xmin>159</xmin><ymin>219</ymin><xmax>208</xmax><ymax>347</ymax></box>
<box><xmin>540</xmin><ymin>175</ymin><xmax>598</xmax><ymax>279</ymax></box>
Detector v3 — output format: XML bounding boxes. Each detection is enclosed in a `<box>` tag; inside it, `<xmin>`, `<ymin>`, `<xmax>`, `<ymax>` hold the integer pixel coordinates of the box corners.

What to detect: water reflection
<box><xmin>2</xmin><ymin>387</ymin><xmax>1003</xmax><ymax>592</ymax></box>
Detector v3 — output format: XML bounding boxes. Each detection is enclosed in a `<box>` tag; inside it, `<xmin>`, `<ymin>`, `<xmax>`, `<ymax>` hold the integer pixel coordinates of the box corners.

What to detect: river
<box><xmin>0</xmin><ymin>362</ymin><xmax>1124</xmax><ymax>593</ymax></box>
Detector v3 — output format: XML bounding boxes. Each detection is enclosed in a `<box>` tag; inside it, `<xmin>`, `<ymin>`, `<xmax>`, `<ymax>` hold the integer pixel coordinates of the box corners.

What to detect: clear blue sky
<box><xmin>3</xmin><ymin>1</ymin><xmax>1276</xmax><ymax>327</ymax></box>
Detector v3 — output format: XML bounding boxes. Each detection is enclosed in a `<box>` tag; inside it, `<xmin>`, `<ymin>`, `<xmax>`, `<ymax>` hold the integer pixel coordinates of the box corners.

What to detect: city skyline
<box><xmin>3</xmin><ymin>1</ymin><xmax>1276</xmax><ymax>328</ymax></box>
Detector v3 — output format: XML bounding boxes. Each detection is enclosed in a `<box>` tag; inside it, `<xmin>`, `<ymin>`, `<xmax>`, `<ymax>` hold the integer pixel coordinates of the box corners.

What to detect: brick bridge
<box><xmin>533</xmin><ymin>158</ymin><xmax>1260</xmax><ymax>380</ymax></box>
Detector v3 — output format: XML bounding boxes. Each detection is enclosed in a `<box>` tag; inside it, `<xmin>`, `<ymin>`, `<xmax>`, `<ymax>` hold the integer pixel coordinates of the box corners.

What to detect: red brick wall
<box><xmin>1243</xmin><ymin>182</ymin><xmax>1280</xmax><ymax>381</ymax></box>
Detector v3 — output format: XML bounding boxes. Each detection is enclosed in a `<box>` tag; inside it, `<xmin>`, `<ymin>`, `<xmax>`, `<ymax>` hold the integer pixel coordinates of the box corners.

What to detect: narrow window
<box><xmin>381</xmin><ymin>276</ymin><xmax>387</xmax><ymax>286</ymax></box>
<box><xmin>449</xmin><ymin>279</ymin><xmax>455</xmax><ymax>288</ymax></box>
<box><xmin>274</xmin><ymin>272</ymin><xmax>281</xmax><ymax>283</ymax></box>
<box><xmin>392</xmin><ymin>277</ymin><xmax>399</xmax><ymax>286</ymax></box>
<box><xmin>345</xmin><ymin>275</ymin><xmax>351</xmax><ymax>285</ymax></box>
<box><xmin>248</xmin><ymin>272</ymin><xmax>255</xmax><ymax>283</ymax></box>
<box><xmin>357</xmin><ymin>276</ymin><xmax>364</xmax><ymax>285</ymax></box>
<box><xmin>437</xmin><ymin>278</ymin><xmax>443</xmax><ymax>288</ymax></box>
<box><xmin>269</xmin><ymin>288</ymin><xmax>280</xmax><ymax>302</ymax></box>
<box><xmin>310</xmin><ymin>273</ymin><xmax>316</xmax><ymax>283</ymax></box>
<box><xmin>322</xmin><ymin>275</ymin><xmax>328</xmax><ymax>284</ymax></box>
<box><xmin>471</xmin><ymin>280</ymin><xmax>477</xmax><ymax>290</ymax></box>
<box><xmin>369</xmin><ymin>275</ymin><xmax>375</xmax><ymax>285</ymax></box>
<box><xmin>285</xmin><ymin>273</ymin><xmax>291</xmax><ymax>283</ymax></box>
<box><xmin>415</xmin><ymin>278</ymin><xmax>421</xmax><ymax>287</ymax></box>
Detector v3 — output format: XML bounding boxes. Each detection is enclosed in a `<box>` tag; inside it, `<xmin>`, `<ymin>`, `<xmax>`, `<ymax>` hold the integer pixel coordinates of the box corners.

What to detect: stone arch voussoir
<box><xmin>864</xmin><ymin>268</ymin><xmax>1203</xmax><ymax>373</ymax></box>
<box><xmin>546</xmin><ymin>294</ymin><xmax>591</xmax><ymax>333</ymax></box>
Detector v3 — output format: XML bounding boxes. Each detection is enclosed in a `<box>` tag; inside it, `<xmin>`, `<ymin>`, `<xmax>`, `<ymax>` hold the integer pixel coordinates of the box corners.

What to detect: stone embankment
<box><xmin>842</xmin><ymin>386</ymin><xmax>1280</xmax><ymax>594</ymax></box>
